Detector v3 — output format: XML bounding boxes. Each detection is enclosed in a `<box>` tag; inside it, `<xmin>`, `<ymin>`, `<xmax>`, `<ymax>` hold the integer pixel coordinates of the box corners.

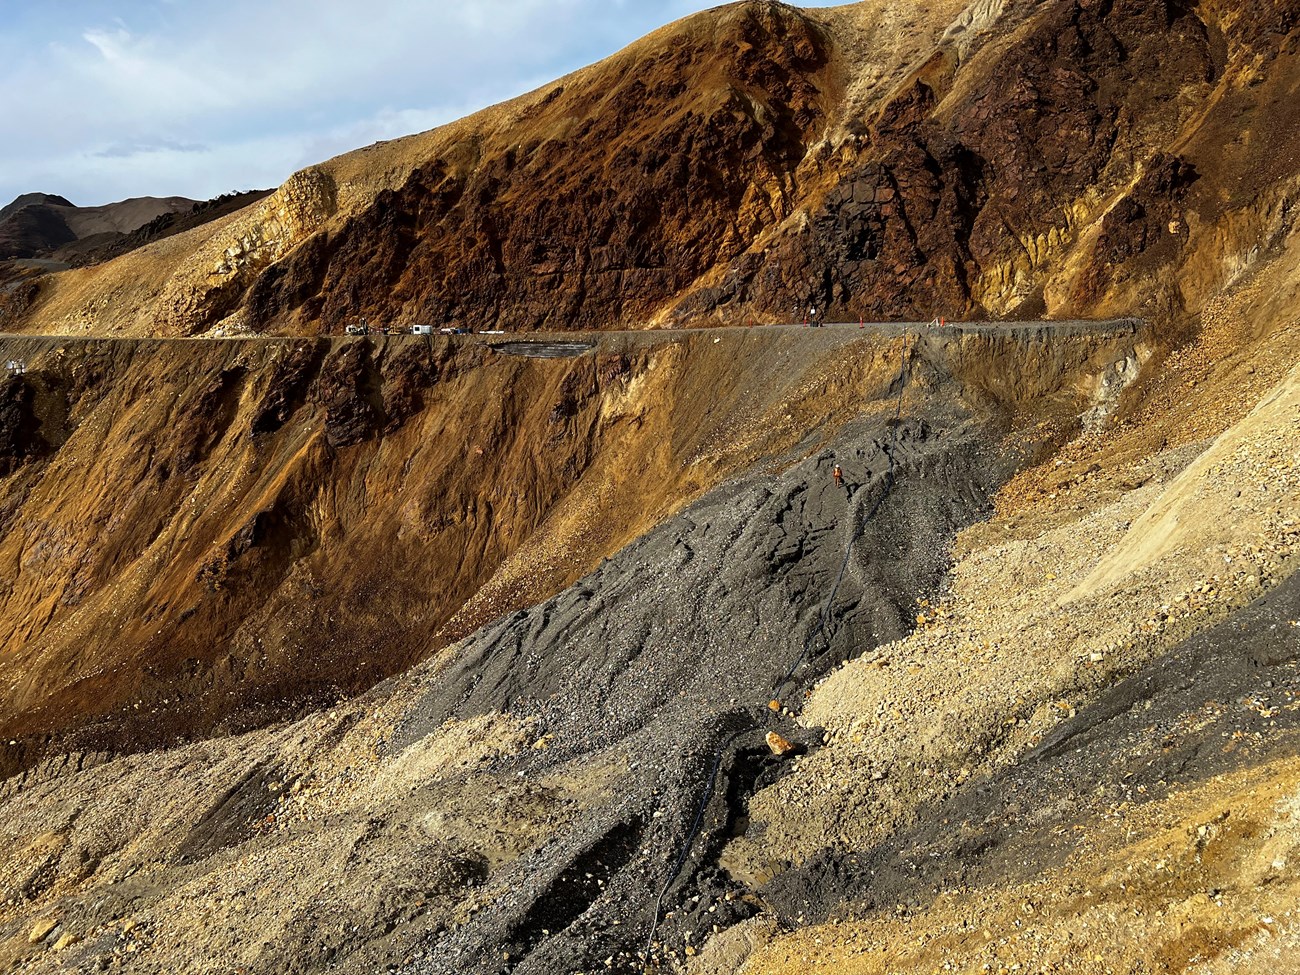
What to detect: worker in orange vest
<box><xmin>832</xmin><ymin>464</ymin><xmax>844</xmax><ymax>488</ymax></box>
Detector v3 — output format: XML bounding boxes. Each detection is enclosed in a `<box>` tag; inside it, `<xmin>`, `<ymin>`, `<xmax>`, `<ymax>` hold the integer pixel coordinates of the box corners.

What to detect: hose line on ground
<box><xmin>773</xmin><ymin>330</ymin><xmax>912</xmax><ymax>696</ymax></box>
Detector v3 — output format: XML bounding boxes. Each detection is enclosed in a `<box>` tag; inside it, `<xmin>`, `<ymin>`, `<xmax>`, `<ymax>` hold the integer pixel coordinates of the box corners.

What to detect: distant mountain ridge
<box><xmin>0</xmin><ymin>193</ymin><xmax>75</xmax><ymax>222</ymax></box>
<box><xmin>0</xmin><ymin>192</ymin><xmax>196</xmax><ymax>262</ymax></box>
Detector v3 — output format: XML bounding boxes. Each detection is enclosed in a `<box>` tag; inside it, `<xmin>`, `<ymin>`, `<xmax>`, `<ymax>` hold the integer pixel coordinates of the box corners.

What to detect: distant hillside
<box><xmin>0</xmin><ymin>193</ymin><xmax>74</xmax><ymax>222</ymax></box>
<box><xmin>0</xmin><ymin>202</ymin><xmax>78</xmax><ymax>261</ymax></box>
<box><xmin>77</xmin><ymin>189</ymin><xmax>273</xmax><ymax>266</ymax></box>
<box><xmin>0</xmin><ymin>193</ymin><xmax>196</xmax><ymax>261</ymax></box>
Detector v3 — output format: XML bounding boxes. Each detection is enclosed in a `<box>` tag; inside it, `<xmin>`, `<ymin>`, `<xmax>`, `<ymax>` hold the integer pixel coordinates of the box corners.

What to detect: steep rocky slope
<box><xmin>734</xmin><ymin>304</ymin><xmax>1300</xmax><ymax>975</ymax></box>
<box><xmin>1</xmin><ymin>1</ymin><xmax>1299</xmax><ymax>974</ymax></box>
<box><xmin>4</xmin><ymin>0</ymin><xmax>1296</xmax><ymax>340</ymax></box>
<box><xmin>0</xmin><ymin>298</ymin><xmax>1294</xmax><ymax>974</ymax></box>
<box><xmin>0</xmin><ymin>327</ymin><xmax>821</xmax><ymax>769</ymax></box>
<box><xmin>0</xmin><ymin>318</ymin><xmax>1147</xmax><ymax>974</ymax></box>
<box><xmin>0</xmin><ymin>322</ymin><xmax>1134</xmax><ymax>776</ymax></box>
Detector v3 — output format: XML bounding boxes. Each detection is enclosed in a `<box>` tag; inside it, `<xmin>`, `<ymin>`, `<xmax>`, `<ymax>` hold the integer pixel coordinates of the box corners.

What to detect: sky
<box><xmin>0</xmin><ymin>0</ymin><xmax>755</xmax><ymax>208</ymax></box>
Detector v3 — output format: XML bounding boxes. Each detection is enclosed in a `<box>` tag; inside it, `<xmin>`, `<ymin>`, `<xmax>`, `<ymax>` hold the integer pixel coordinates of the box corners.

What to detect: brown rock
<box><xmin>766</xmin><ymin>731</ymin><xmax>797</xmax><ymax>757</ymax></box>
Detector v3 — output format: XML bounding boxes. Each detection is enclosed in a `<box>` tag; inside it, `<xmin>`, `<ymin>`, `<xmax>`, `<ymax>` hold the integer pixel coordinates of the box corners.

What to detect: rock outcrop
<box><xmin>6</xmin><ymin>1</ymin><xmax>1298</xmax><ymax>342</ymax></box>
<box><xmin>155</xmin><ymin>168</ymin><xmax>339</xmax><ymax>334</ymax></box>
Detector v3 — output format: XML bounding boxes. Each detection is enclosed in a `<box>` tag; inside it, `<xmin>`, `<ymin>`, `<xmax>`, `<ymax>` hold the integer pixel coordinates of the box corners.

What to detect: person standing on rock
<box><xmin>833</xmin><ymin>464</ymin><xmax>844</xmax><ymax>488</ymax></box>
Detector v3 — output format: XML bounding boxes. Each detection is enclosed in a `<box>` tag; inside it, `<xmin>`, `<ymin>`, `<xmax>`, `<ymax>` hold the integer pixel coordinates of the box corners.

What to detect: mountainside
<box><xmin>2</xmin><ymin>0</ymin><xmax>1297</xmax><ymax>339</ymax></box>
<box><xmin>0</xmin><ymin>321</ymin><xmax>1142</xmax><ymax>774</ymax></box>
<box><xmin>0</xmin><ymin>195</ymin><xmax>74</xmax><ymax>223</ymax></box>
<box><xmin>0</xmin><ymin>194</ymin><xmax>197</xmax><ymax>262</ymax></box>
<box><xmin>1</xmin><ymin>2</ymin><xmax>1299</xmax><ymax>974</ymax></box>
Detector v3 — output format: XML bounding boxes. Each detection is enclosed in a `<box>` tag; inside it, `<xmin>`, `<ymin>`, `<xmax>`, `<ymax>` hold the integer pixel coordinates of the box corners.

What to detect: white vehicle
<box><xmin>410</xmin><ymin>325</ymin><xmax>434</xmax><ymax>335</ymax></box>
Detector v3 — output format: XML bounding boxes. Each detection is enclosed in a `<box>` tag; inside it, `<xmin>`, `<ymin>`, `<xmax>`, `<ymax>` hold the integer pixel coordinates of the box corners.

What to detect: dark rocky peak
<box><xmin>0</xmin><ymin>193</ymin><xmax>75</xmax><ymax>221</ymax></box>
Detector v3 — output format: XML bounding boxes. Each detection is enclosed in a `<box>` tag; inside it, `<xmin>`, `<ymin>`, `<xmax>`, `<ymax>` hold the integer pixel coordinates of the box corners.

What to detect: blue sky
<box><xmin>0</xmin><ymin>1</ymin><xmax>769</xmax><ymax>207</ymax></box>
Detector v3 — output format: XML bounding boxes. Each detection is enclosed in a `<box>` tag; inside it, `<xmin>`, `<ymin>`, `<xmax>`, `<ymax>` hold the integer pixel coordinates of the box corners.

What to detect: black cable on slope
<box><xmin>773</xmin><ymin>329</ymin><xmax>913</xmax><ymax>697</ymax></box>
<box><xmin>638</xmin><ymin>331</ymin><xmax>914</xmax><ymax>974</ymax></box>
<box><xmin>638</xmin><ymin>725</ymin><xmax>747</xmax><ymax>972</ymax></box>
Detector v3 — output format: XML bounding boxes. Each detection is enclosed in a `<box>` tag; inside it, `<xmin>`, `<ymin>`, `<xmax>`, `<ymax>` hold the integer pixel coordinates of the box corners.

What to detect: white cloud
<box><xmin>81</xmin><ymin>27</ymin><xmax>130</xmax><ymax>62</ymax></box>
<box><xmin>94</xmin><ymin>139</ymin><xmax>209</xmax><ymax>159</ymax></box>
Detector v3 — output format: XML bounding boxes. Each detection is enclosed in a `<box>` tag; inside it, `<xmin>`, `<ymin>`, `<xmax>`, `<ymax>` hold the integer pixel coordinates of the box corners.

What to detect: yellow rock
<box><xmin>766</xmin><ymin>731</ymin><xmax>797</xmax><ymax>757</ymax></box>
<box><xmin>28</xmin><ymin>919</ymin><xmax>57</xmax><ymax>944</ymax></box>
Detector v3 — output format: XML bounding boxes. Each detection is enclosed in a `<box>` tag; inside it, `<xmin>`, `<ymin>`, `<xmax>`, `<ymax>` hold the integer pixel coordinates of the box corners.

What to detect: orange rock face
<box><xmin>7</xmin><ymin>0</ymin><xmax>1298</xmax><ymax>341</ymax></box>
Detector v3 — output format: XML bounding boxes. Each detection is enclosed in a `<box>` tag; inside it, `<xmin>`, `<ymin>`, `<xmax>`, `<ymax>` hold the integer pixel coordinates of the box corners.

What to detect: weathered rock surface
<box><xmin>1</xmin><ymin>2</ymin><xmax>1300</xmax><ymax>973</ymax></box>
<box><xmin>0</xmin><ymin>348</ymin><xmax>1011</xmax><ymax>974</ymax></box>
<box><xmin>0</xmin><ymin>324</ymin><xmax>1135</xmax><ymax>777</ymax></box>
<box><xmin>6</xmin><ymin>1</ymin><xmax>1298</xmax><ymax>340</ymax></box>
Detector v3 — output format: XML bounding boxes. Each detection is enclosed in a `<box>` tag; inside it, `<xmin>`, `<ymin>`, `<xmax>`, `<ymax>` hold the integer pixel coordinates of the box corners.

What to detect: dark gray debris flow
<box><xmin>489</xmin><ymin>341</ymin><xmax>597</xmax><ymax>358</ymax></box>
<box><xmin>385</xmin><ymin>406</ymin><xmax>1014</xmax><ymax>974</ymax></box>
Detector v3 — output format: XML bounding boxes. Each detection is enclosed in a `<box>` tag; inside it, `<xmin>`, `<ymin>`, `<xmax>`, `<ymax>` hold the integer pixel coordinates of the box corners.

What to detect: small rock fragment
<box><xmin>28</xmin><ymin>919</ymin><xmax>57</xmax><ymax>944</ymax></box>
<box><xmin>53</xmin><ymin>932</ymin><xmax>78</xmax><ymax>951</ymax></box>
<box><xmin>766</xmin><ymin>732</ymin><xmax>797</xmax><ymax>757</ymax></box>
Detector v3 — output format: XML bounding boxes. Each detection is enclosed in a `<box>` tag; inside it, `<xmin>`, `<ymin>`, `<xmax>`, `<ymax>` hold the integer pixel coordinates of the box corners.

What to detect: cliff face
<box><xmin>5</xmin><ymin>1</ymin><xmax>1298</xmax><ymax>339</ymax></box>
<box><xmin>0</xmin><ymin>323</ymin><xmax>1138</xmax><ymax>773</ymax></box>
<box><xmin>294</xmin><ymin>2</ymin><xmax>833</xmax><ymax>334</ymax></box>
